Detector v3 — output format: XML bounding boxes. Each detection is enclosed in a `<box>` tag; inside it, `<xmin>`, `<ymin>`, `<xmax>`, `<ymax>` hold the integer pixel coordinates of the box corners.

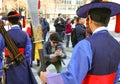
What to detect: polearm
<box><xmin>26</xmin><ymin>0</ymin><xmax>46</xmax><ymax>71</ymax></box>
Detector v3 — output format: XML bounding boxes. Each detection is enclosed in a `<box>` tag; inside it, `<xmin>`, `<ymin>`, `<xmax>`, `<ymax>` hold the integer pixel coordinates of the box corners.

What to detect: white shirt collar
<box><xmin>93</xmin><ymin>26</ymin><xmax>107</xmax><ymax>34</ymax></box>
<box><xmin>11</xmin><ymin>25</ymin><xmax>19</xmax><ymax>27</ymax></box>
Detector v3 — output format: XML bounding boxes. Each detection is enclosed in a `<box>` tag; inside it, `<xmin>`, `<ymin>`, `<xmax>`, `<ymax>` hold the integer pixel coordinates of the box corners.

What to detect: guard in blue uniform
<box><xmin>40</xmin><ymin>1</ymin><xmax>120</xmax><ymax>84</ymax></box>
<box><xmin>2</xmin><ymin>11</ymin><xmax>38</xmax><ymax>84</ymax></box>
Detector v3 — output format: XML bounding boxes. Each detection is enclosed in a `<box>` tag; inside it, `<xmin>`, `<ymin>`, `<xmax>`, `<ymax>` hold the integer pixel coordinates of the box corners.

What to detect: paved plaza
<box><xmin>31</xmin><ymin>20</ymin><xmax>120</xmax><ymax>84</ymax></box>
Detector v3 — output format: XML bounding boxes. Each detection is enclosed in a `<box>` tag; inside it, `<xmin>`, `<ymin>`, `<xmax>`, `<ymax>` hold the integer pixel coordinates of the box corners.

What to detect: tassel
<box><xmin>115</xmin><ymin>14</ymin><xmax>120</xmax><ymax>33</ymax></box>
<box><xmin>86</xmin><ymin>13</ymin><xmax>89</xmax><ymax>38</ymax></box>
<box><xmin>22</xmin><ymin>17</ymin><xmax>26</xmax><ymax>28</ymax></box>
<box><xmin>38</xmin><ymin>0</ymin><xmax>40</xmax><ymax>9</ymax></box>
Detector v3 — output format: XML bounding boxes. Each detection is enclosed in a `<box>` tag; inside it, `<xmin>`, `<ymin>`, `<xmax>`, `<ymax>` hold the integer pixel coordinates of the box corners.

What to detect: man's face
<box><xmin>50</xmin><ymin>40</ymin><xmax>58</xmax><ymax>48</ymax></box>
<box><xmin>58</xmin><ymin>14</ymin><xmax>62</xmax><ymax>18</ymax></box>
<box><xmin>79</xmin><ymin>18</ymin><xmax>85</xmax><ymax>24</ymax></box>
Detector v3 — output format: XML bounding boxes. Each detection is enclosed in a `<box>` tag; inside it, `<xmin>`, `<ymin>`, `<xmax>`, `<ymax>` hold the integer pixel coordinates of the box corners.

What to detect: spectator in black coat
<box><xmin>54</xmin><ymin>13</ymin><xmax>66</xmax><ymax>42</ymax></box>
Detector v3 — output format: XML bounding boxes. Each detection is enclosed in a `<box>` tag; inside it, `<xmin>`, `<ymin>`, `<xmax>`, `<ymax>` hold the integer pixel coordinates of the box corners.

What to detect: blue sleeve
<box><xmin>24</xmin><ymin>34</ymin><xmax>32</xmax><ymax>65</ymax></box>
<box><xmin>114</xmin><ymin>41</ymin><xmax>120</xmax><ymax>83</ymax></box>
<box><xmin>47</xmin><ymin>73</ymin><xmax>64</xmax><ymax>84</ymax></box>
<box><xmin>114</xmin><ymin>63</ymin><xmax>120</xmax><ymax>84</ymax></box>
<box><xmin>0</xmin><ymin>54</ymin><xmax>3</xmax><ymax>76</ymax></box>
<box><xmin>0</xmin><ymin>34</ymin><xmax>5</xmax><ymax>76</ymax></box>
<box><xmin>61</xmin><ymin>39</ymin><xmax>93</xmax><ymax>84</ymax></box>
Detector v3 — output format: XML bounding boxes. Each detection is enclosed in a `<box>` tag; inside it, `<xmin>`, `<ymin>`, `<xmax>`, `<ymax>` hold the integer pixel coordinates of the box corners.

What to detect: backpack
<box><xmin>71</xmin><ymin>25</ymin><xmax>86</xmax><ymax>47</ymax></box>
<box><xmin>71</xmin><ymin>28</ymin><xmax>77</xmax><ymax>47</ymax></box>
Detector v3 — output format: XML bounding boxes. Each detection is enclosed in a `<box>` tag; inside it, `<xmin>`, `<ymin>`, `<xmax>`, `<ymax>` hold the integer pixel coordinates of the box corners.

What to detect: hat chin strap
<box><xmin>115</xmin><ymin>14</ymin><xmax>120</xmax><ymax>33</ymax></box>
<box><xmin>86</xmin><ymin>12</ymin><xmax>89</xmax><ymax>38</ymax></box>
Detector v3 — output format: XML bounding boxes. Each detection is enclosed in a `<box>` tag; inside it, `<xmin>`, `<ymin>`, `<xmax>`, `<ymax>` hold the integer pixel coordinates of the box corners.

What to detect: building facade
<box><xmin>1</xmin><ymin>0</ymin><xmax>87</xmax><ymax>20</ymax></box>
<box><xmin>40</xmin><ymin>0</ymin><xmax>84</xmax><ymax>20</ymax></box>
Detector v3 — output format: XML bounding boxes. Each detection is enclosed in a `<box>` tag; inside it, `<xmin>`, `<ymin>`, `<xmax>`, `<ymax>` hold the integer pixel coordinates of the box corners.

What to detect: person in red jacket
<box><xmin>65</xmin><ymin>18</ymin><xmax>72</xmax><ymax>47</ymax></box>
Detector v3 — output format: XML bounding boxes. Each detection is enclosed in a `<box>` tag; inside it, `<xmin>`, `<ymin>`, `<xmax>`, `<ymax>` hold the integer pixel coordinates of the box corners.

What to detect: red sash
<box><xmin>5</xmin><ymin>48</ymin><xmax>25</xmax><ymax>56</ymax></box>
<box><xmin>82</xmin><ymin>72</ymin><xmax>116</xmax><ymax>84</ymax></box>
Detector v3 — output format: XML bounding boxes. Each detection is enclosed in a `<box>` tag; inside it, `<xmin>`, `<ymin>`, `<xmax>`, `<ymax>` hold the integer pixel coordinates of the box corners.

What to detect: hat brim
<box><xmin>2</xmin><ymin>16</ymin><xmax>24</xmax><ymax>20</ymax></box>
<box><xmin>77</xmin><ymin>2</ymin><xmax>120</xmax><ymax>18</ymax></box>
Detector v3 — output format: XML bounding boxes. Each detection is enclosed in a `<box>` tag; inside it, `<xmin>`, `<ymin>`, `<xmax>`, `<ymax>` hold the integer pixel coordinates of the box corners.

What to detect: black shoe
<box><xmin>37</xmin><ymin>60</ymin><xmax>40</xmax><ymax>66</ymax></box>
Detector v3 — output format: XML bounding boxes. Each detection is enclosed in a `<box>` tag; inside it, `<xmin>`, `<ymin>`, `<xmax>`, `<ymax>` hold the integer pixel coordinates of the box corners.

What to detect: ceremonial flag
<box><xmin>26</xmin><ymin>0</ymin><xmax>46</xmax><ymax>71</ymax></box>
